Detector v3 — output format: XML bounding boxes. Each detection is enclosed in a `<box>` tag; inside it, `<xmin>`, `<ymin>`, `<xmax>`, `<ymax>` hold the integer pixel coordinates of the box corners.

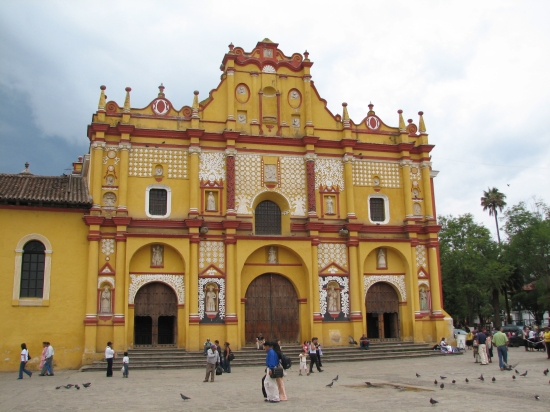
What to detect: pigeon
<box><xmin>434</xmin><ymin>379</ymin><xmax>438</xmax><ymax>385</ymax></box>
<box><xmin>478</xmin><ymin>374</ymin><xmax>484</xmax><ymax>381</ymax></box>
<box><xmin>180</xmin><ymin>394</ymin><xmax>191</xmax><ymax>401</ymax></box>
<box><xmin>326</xmin><ymin>381</ymin><xmax>334</xmax><ymax>388</ymax></box>
<box><xmin>465</xmin><ymin>378</ymin><xmax>469</xmax><ymax>383</ymax></box>
<box><xmin>440</xmin><ymin>376</ymin><xmax>447</xmax><ymax>380</ymax></box>
<box><xmin>416</xmin><ymin>373</ymin><xmax>421</xmax><ymax>378</ymax></box>
<box><xmin>64</xmin><ymin>385</ymin><xmax>72</xmax><ymax>389</ymax></box>
<box><xmin>534</xmin><ymin>394</ymin><xmax>540</xmax><ymax>401</ymax></box>
<box><xmin>82</xmin><ymin>383</ymin><xmax>91</xmax><ymax>388</ymax></box>
<box><xmin>515</xmin><ymin>369</ymin><xmax>520</xmax><ymax>374</ymax></box>
<box><xmin>66</xmin><ymin>384</ymin><xmax>74</xmax><ymax>388</ymax></box>
<box><xmin>491</xmin><ymin>377</ymin><xmax>496</xmax><ymax>383</ymax></box>
<box><xmin>365</xmin><ymin>382</ymin><xmax>373</xmax><ymax>387</ymax></box>
<box><xmin>332</xmin><ymin>375</ymin><xmax>339</xmax><ymax>381</ymax></box>
<box><xmin>451</xmin><ymin>380</ymin><xmax>456</xmax><ymax>384</ymax></box>
<box><xmin>75</xmin><ymin>385</ymin><xmax>80</xmax><ymax>390</ymax></box>
<box><xmin>543</xmin><ymin>368</ymin><xmax>549</xmax><ymax>376</ymax></box>
<box><xmin>520</xmin><ymin>371</ymin><xmax>528</xmax><ymax>377</ymax></box>
<box><xmin>430</xmin><ymin>398</ymin><xmax>439</xmax><ymax>406</ymax></box>
<box><xmin>440</xmin><ymin>383</ymin><xmax>444</xmax><ymax>389</ymax></box>
<box><xmin>55</xmin><ymin>386</ymin><xmax>62</xmax><ymax>390</ymax></box>
<box><xmin>512</xmin><ymin>375</ymin><xmax>516</xmax><ymax>380</ymax></box>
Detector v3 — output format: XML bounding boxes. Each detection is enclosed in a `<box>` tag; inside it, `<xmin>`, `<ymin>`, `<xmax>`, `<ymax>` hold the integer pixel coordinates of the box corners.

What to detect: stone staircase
<box><xmin>80</xmin><ymin>342</ymin><xmax>456</xmax><ymax>372</ymax></box>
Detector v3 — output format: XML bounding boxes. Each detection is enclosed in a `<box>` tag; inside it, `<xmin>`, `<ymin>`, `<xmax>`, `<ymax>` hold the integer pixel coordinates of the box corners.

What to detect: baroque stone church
<box><xmin>0</xmin><ymin>39</ymin><xmax>452</xmax><ymax>371</ymax></box>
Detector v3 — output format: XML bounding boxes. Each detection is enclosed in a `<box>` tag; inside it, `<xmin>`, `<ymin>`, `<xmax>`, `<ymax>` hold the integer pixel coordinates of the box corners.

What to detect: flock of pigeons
<box><xmin>55</xmin><ymin>382</ymin><xmax>91</xmax><ymax>390</ymax></box>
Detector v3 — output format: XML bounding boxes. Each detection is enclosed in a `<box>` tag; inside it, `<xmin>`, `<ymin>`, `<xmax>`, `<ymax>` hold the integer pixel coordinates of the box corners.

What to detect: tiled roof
<box><xmin>0</xmin><ymin>174</ymin><xmax>92</xmax><ymax>208</ymax></box>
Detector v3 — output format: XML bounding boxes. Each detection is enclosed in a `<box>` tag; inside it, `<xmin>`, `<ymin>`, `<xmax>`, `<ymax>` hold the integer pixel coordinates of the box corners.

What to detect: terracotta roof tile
<box><xmin>0</xmin><ymin>174</ymin><xmax>92</xmax><ymax>208</ymax></box>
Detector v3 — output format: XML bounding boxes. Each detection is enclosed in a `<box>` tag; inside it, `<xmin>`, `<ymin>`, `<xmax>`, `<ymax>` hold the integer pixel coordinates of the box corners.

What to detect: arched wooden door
<box><xmin>134</xmin><ymin>282</ymin><xmax>177</xmax><ymax>347</ymax></box>
<box><xmin>245</xmin><ymin>274</ymin><xmax>299</xmax><ymax>344</ymax></box>
<box><xmin>365</xmin><ymin>282</ymin><xmax>400</xmax><ymax>340</ymax></box>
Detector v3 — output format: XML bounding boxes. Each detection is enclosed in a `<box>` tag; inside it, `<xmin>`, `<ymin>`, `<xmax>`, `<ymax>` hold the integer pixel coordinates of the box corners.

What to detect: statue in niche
<box><xmin>268</xmin><ymin>247</ymin><xmax>277</xmax><ymax>264</ymax></box>
<box><xmin>103</xmin><ymin>192</ymin><xmax>116</xmax><ymax>207</ymax></box>
<box><xmin>205</xmin><ymin>285</ymin><xmax>217</xmax><ymax>312</ymax></box>
<box><xmin>413</xmin><ymin>203</ymin><xmax>422</xmax><ymax>215</ymax></box>
<box><xmin>377</xmin><ymin>248</ymin><xmax>387</xmax><ymax>269</ymax></box>
<box><xmin>326</xmin><ymin>196</ymin><xmax>334</xmax><ymax>214</ymax></box>
<box><xmin>419</xmin><ymin>288</ymin><xmax>428</xmax><ymax>311</ymax></box>
<box><xmin>237</xmin><ymin>85</ymin><xmax>246</xmax><ymax>95</ymax></box>
<box><xmin>106</xmin><ymin>175</ymin><xmax>115</xmax><ymax>186</ymax></box>
<box><xmin>264</xmin><ymin>165</ymin><xmax>277</xmax><ymax>183</ymax></box>
<box><xmin>100</xmin><ymin>286</ymin><xmax>111</xmax><ymax>313</ymax></box>
<box><xmin>151</xmin><ymin>245</ymin><xmax>163</xmax><ymax>266</ymax></box>
<box><xmin>206</xmin><ymin>191</ymin><xmax>216</xmax><ymax>211</ymax></box>
<box><xmin>327</xmin><ymin>284</ymin><xmax>340</xmax><ymax>313</ymax></box>
<box><xmin>412</xmin><ymin>189</ymin><xmax>419</xmax><ymax>199</ymax></box>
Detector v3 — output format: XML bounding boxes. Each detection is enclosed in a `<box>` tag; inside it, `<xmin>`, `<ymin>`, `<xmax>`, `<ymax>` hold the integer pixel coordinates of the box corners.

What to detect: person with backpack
<box><xmin>223</xmin><ymin>342</ymin><xmax>234</xmax><ymax>373</ymax></box>
<box><xmin>272</xmin><ymin>341</ymin><xmax>287</xmax><ymax>401</ymax></box>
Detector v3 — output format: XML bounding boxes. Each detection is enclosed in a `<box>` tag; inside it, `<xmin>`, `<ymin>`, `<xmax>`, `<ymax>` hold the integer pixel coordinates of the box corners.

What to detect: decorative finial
<box><xmin>342</xmin><ymin>102</ymin><xmax>350</xmax><ymax>127</ymax></box>
<box><xmin>158</xmin><ymin>83</ymin><xmax>165</xmax><ymax>98</ymax></box>
<box><xmin>367</xmin><ymin>102</ymin><xmax>375</xmax><ymax>115</ymax></box>
<box><xmin>20</xmin><ymin>162</ymin><xmax>32</xmax><ymax>175</ymax></box>
<box><xmin>228</xmin><ymin>42</ymin><xmax>234</xmax><ymax>52</ymax></box>
<box><xmin>398</xmin><ymin>110</ymin><xmax>406</xmax><ymax>131</ymax></box>
<box><xmin>304</xmin><ymin>50</ymin><xmax>309</xmax><ymax>60</ymax></box>
<box><xmin>418</xmin><ymin>111</ymin><xmax>426</xmax><ymax>133</ymax></box>
<box><xmin>123</xmin><ymin>87</ymin><xmax>131</xmax><ymax>113</ymax></box>
<box><xmin>192</xmin><ymin>91</ymin><xmax>200</xmax><ymax>118</ymax></box>
<box><xmin>408</xmin><ymin>119</ymin><xmax>413</xmax><ymax>124</ymax></box>
<box><xmin>98</xmin><ymin>85</ymin><xmax>106</xmax><ymax>111</ymax></box>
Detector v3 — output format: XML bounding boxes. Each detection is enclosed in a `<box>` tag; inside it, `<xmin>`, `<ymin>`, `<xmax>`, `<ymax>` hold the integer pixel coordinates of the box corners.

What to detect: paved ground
<box><xmin>1</xmin><ymin>348</ymin><xmax>549</xmax><ymax>411</ymax></box>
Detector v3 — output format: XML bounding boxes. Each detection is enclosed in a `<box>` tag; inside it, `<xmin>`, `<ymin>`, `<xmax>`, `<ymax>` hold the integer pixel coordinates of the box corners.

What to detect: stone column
<box><xmin>117</xmin><ymin>141</ymin><xmax>131</xmax><ymax>215</ymax></box>
<box><xmin>188</xmin><ymin>146</ymin><xmax>201</xmax><ymax>216</ymax></box>
<box><xmin>303</xmin><ymin>74</ymin><xmax>314</xmax><ymax>136</ymax></box>
<box><xmin>91</xmin><ymin>142</ymin><xmax>105</xmax><ymax>208</ymax></box>
<box><xmin>305</xmin><ymin>154</ymin><xmax>317</xmax><ymax>217</ymax></box>
<box><xmin>225</xmin><ymin>148</ymin><xmax>236</xmax><ymax>215</ymax></box>
<box><xmin>428</xmin><ymin>245</ymin><xmax>442</xmax><ymax>314</ymax></box>
<box><xmin>347</xmin><ymin>231</ymin><xmax>363</xmax><ymax>337</ymax></box>
<box><xmin>250</xmin><ymin>72</ymin><xmax>259</xmax><ymax>135</ymax></box>
<box><xmin>400</xmin><ymin>160</ymin><xmax>413</xmax><ymax>217</ymax></box>
<box><xmin>226</xmin><ymin>68</ymin><xmax>236</xmax><ymax>126</ymax></box>
<box><xmin>113</xmin><ymin>217</ymin><xmax>129</xmax><ymax>351</ymax></box>
<box><xmin>83</xmin><ymin>234</ymin><xmax>100</xmax><ymax>361</ymax></box>
<box><xmin>421</xmin><ymin>162</ymin><xmax>434</xmax><ymax>219</ymax></box>
<box><xmin>342</xmin><ymin>154</ymin><xmax>356</xmax><ymax>219</ymax></box>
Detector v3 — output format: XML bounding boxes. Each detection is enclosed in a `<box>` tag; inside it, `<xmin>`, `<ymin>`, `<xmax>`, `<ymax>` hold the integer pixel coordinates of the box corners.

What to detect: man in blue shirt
<box><xmin>476</xmin><ymin>328</ymin><xmax>489</xmax><ymax>365</ymax></box>
<box><xmin>263</xmin><ymin>341</ymin><xmax>280</xmax><ymax>403</ymax></box>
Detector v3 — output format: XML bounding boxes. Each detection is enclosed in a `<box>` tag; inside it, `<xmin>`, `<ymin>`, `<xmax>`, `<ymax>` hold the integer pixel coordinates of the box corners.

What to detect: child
<box><xmin>122</xmin><ymin>351</ymin><xmax>129</xmax><ymax>378</ymax></box>
<box><xmin>298</xmin><ymin>349</ymin><xmax>308</xmax><ymax>376</ymax></box>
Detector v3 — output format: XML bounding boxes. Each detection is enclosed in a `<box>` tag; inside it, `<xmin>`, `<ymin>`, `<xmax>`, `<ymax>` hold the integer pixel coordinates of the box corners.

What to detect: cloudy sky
<box><xmin>1</xmin><ymin>0</ymin><xmax>548</xmax><ymax>238</ymax></box>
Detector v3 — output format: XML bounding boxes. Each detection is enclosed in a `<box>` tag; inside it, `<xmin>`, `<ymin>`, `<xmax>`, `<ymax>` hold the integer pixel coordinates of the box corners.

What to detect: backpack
<box><xmin>228</xmin><ymin>351</ymin><xmax>235</xmax><ymax>361</ymax></box>
<box><xmin>280</xmin><ymin>354</ymin><xmax>291</xmax><ymax>370</ymax></box>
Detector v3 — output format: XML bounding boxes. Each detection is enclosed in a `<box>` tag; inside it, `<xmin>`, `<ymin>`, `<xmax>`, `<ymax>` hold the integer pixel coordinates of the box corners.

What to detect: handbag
<box><xmin>228</xmin><ymin>351</ymin><xmax>235</xmax><ymax>361</ymax></box>
<box><xmin>216</xmin><ymin>365</ymin><xmax>223</xmax><ymax>375</ymax></box>
<box><xmin>271</xmin><ymin>363</ymin><xmax>284</xmax><ymax>378</ymax></box>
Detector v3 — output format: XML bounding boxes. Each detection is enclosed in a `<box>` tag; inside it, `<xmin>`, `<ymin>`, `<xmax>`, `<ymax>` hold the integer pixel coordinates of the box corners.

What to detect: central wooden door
<box><xmin>134</xmin><ymin>282</ymin><xmax>177</xmax><ymax>347</ymax></box>
<box><xmin>245</xmin><ymin>274</ymin><xmax>299</xmax><ymax>344</ymax></box>
<box><xmin>365</xmin><ymin>282</ymin><xmax>400</xmax><ymax>339</ymax></box>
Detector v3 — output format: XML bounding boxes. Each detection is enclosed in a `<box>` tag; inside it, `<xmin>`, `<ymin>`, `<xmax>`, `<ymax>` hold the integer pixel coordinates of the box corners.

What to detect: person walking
<box><xmin>105</xmin><ymin>342</ymin><xmax>115</xmax><ymax>377</ymax></box>
<box><xmin>272</xmin><ymin>341</ymin><xmax>287</xmax><ymax>401</ymax></box>
<box><xmin>223</xmin><ymin>342</ymin><xmax>232</xmax><ymax>373</ymax></box>
<box><xmin>308</xmin><ymin>337</ymin><xmax>323</xmax><ymax>375</ymax></box>
<box><xmin>317</xmin><ymin>342</ymin><xmax>324</xmax><ymax>367</ymax></box>
<box><xmin>18</xmin><ymin>343</ymin><xmax>32</xmax><ymax>379</ymax></box>
<box><xmin>476</xmin><ymin>329</ymin><xmax>489</xmax><ymax>365</ymax></box>
<box><xmin>39</xmin><ymin>342</ymin><xmax>54</xmax><ymax>376</ymax></box>
<box><xmin>486</xmin><ymin>333</ymin><xmax>493</xmax><ymax>363</ymax></box>
<box><xmin>493</xmin><ymin>327</ymin><xmax>509</xmax><ymax>370</ymax></box>
<box><xmin>263</xmin><ymin>341</ymin><xmax>280</xmax><ymax>403</ymax></box>
<box><xmin>39</xmin><ymin>342</ymin><xmax>51</xmax><ymax>376</ymax></box>
<box><xmin>543</xmin><ymin>326</ymin><xmax>550</xmax><ymax>359</ymax></box>
<box><xmin>122</xmin><ymin>351</ymin><xmax>129</xmax><ymax>378</ymax></box>
<box><xmin>214</xmin><ymin>340</ymin><xmax>223</xmax><ymax>369</ymax></box>
<box><xmin>204</xmin><ymin>344</ymin><xmax>219</xmax><ymax>382</ymax></box>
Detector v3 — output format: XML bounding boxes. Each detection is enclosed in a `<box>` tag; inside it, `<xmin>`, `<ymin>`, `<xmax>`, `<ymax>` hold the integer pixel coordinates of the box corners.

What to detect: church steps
<box><xmin>81</xmin><ymin>343</ymin><xmax>454</xmax><ymax>372</ymax></box>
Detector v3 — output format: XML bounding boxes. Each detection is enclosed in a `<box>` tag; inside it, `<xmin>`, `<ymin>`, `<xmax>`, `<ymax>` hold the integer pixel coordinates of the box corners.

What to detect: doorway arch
<box><xmin>365</xmin><ymin>282</ymin><xmax>400</xmax><ymax>339</ymax></box>
<box><xmin>134</xmin><ymin>282</ymin><xmax>177</xmax><ymax>347</ymax></box>
<box><xmin>245</xmin><ymin>273</ymin><xmax>299</xmax><ymax>344</ymax></box>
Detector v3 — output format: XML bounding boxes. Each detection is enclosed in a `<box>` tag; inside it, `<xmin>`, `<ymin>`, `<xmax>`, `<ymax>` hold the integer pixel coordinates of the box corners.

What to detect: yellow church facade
<box><xmin>0</xmin><ymin>39</ymin><xmax>452</xmax><ymax>371</ymax></box>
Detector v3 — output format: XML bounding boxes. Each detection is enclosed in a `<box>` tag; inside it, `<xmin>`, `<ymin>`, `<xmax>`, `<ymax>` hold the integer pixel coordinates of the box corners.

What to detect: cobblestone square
<box><xmin>1</xmin><ymin>348</ymin><xmax>549</xmax><ymax>411</ymax></box>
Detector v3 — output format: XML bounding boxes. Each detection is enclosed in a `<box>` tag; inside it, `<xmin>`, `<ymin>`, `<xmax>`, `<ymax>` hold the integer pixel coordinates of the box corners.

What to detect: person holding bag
<box><xmin>263</xmin><ymin>341</ymin><xmax>280</xmax><ymax>403</ymax></box>
<box><xmin>272</xmin><ymin>341</ymin><xmax>287</xmax><ymax>401</ymax></box>
<box><xmin>18</xmin><ymin>343</ymin><xmax>32</xmax><ymax>379</ymax></box>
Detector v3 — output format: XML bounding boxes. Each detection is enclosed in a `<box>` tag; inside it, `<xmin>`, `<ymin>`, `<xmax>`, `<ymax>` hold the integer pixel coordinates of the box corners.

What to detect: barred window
<box><xmin>369</xmin><ymin>198</ymin><xmax>386</xmax><ymax>222</ymax></box>
<box><xmin>20</xmin><ymin>241</ymin><xmax>45</xmax><ymax>298</ymax></box>
<box><xmin>255</xmin><ymin>201</ymin><xmax>281</xmax><ymax>235</ymax></box>
<box><xmin>149</xmin><ymin>189</ymin><xmax>167</xmax><ymax>216</ymax></box>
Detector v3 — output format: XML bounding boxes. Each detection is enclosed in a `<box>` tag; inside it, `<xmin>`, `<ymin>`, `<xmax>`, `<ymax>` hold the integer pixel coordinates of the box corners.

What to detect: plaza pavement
<box><xmin>1</xmin><ymin>347</ymin><xmax>549</xmax><ymax>411</ymax></box>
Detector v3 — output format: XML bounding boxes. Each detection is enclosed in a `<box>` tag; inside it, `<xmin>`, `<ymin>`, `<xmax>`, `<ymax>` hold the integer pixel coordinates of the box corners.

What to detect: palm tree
<box><xmin>481</xmin><ymin>187</ymin><xmax>507</xmax><ymax>243</ymax></box>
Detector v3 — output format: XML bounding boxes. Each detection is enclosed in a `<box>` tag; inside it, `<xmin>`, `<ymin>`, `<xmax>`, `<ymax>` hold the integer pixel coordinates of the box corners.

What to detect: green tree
<box><xmin>481</xmin><ymin>187</ymin><xmax>507</xmax><ymax>243</ymax></box>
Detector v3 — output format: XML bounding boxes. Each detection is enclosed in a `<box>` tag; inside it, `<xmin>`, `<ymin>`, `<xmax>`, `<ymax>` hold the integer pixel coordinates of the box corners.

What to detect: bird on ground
<box><xmin>520</xmin><ymin>371</ymin><xmax>528</xmax><ymax>377</ymax></box>
<box><xmin>434</xmin><ymin>379</ymin><xmax>438</xmax><ymax>385</ymax></box>
<box><xmin>465</xmin><ymin>378</ymin><xmax>469</xmax><ymax>383</ymax></box>
<box><xmin>430</xmin><ymin>398</ymin><xmax>439</xmax><ymax>406</ymax></box>
<box><xmin>513</xmin><ymin>375</ymin><xmax>516</xmax><ymax>380</ymax></box>
<box><xmin>332</xmin><ymin>375</ymin><xmax>339</xmax><ymax>381</ymax></box>
<box><xmin>515</xmin><ymin>369</ymin><xmax>520</xmax><ymax>374</ymax></box>
<box><xmin>534</xmin><ymin>394</ymin><xmax>540</xmax><ymax>401</ymax></box>
<box><xmin>451</xmin><ymin>380</ymin><xmax>456</xmax><ymax>384</ymax></box>
<box><xmin>478</xmin><ymin>374</ymin><xmax>484</xmax><ymax>381</ymax></box>
<box><xmin>365</xmin><ymin>382</ymin><xmax>373</xmax><ymax>387</ymax></box>
<box><xmin>75</xmin><ymin>385</ymin><xmax>80</xmax><ymax>390</ymax></box>
<box><xmin>416</xmin><ymin>373</ymin><xmax>421</xmax><ymax>378</ymax></box>
<box><xmin>440</xmin><ymin>383</ymin><xmax>444</xmax><ymax>389</ymax></box>
<box><xmin>66</xmin><ymin>384</ymin><xmax>74</xmax><ymax>388</ymax></box>
<box><xmin>64</xmin><ymin>385</ymin><xmax>72</xmax><ymax>389</ymax></box>
<box><xmin>491</xmin><ymin>377</ymin><xmax>496</xmax><ymax>383</ymax></box>
<box><xmin>82</xmin><ymin>383</ymin><xmax>91</xmax><ymax>388</ymax></box>
<box><xmin>180</xmin><ymin>394</ymin><xmax>191</xmax><ymax>401</ymax></box>
<box><xmin>326</xmin><ymin>381</ymin><xmax>334</xmax><ymax>388</ymax></box>
<box><xmin>55</xmin><ymin>386</ymin><xmax>62</xmax><ymax>390</ymax></box>
<box><xmin>440</xmin><ymin>376</ymin><xmax>447</xmax><ymax>380</ymax></box>
<box><xmin>543</xmin><ymin>368</ymin><xmax>549</xmax><ymax>376</ymax></box>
